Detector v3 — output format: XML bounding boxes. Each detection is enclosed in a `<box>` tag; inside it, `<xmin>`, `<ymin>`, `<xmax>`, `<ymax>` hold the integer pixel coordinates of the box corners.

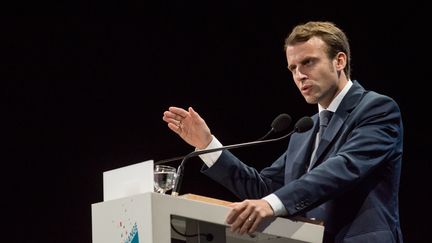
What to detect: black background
<box><xmin>5</xmin><ymin>1</ymin><xmax>430</xmax><ymax>242</ymax></box>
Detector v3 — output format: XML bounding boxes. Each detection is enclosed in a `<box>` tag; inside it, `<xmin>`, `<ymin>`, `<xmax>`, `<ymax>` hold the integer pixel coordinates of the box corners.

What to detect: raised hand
<box><xmin>162</xmin><ymin>106</ymin><xmax>213</xmax><ymax>149</ymax></box>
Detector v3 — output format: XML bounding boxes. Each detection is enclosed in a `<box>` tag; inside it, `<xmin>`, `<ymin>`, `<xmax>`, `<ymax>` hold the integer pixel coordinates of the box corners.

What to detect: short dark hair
<box><xmin>284</xmin><ymin>21</ymin><xmax>351</xmax><ymax>79</ymax></box>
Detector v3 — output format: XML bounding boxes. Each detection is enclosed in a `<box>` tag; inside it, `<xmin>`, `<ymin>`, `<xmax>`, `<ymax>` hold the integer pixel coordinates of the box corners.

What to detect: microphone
<box><xmin>155</xmin><ymin>113</ymin><xmax>292</xmax><ymax>165</ymax></box>
<box><xmin>257</xmin><ymin>113</ymin><xmax>292</xmax><ymax>141</ymax></box>
<box><xmin>171</xmin><ymin>116</ymin><xmax>314</xmax><ymax>196</ymax></box>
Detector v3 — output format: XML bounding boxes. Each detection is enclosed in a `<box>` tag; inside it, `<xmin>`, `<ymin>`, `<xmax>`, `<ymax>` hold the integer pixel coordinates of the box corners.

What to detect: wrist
<box><xmin>198</xmin><ymin>134</ymin><xmax>214</xmax><ymax>149</ymax></box>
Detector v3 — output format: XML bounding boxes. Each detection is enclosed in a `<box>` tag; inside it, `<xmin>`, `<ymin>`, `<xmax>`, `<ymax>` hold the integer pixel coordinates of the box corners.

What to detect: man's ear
<box><xmin>335</xmin><ymin>52</ymin><xmax>347</xmax><ymax>71</ymax></box>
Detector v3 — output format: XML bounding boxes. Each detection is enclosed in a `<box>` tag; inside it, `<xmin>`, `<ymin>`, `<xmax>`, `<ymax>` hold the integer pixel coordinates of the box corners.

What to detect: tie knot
<box><xmin>319</xmin><ymin>110</ymin><xmax>333</xmax><ymax>127</ymax></box>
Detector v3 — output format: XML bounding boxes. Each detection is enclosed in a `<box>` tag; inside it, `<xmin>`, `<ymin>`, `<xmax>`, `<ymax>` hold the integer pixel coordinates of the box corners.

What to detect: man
<box><xmin>162</xmin><ymin>21</ymin><xmax>403</xmax><ymax>242</ymax></box>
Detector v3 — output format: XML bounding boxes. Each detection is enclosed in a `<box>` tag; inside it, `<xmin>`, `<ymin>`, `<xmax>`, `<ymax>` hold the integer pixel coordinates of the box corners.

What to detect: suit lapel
<box><xmin>288</xmin><ymin>115</ymin><xmax>319</xmax><ymax>180</ymax></box>
<box><xmin>308</xmin><ymin>81</ymin><xmax>367</xmax><ymax>170</ymax></box>
<box><xmin>311</xmin><ymin>112</ymin><xmax>347</xmax><ymax>166</ymax></box>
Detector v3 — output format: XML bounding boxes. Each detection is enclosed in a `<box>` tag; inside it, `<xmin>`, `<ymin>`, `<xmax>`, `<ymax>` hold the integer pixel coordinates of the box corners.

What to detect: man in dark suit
<box><xmin>162</xmin><ymin>21</ymin><xmax>403</xmax><ymax>242</ymax></box>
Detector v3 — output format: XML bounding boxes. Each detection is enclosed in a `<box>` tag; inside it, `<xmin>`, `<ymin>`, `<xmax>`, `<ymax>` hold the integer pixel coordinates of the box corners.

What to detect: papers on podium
<box><xmin>103</xmin><ymin>160</ymin><xmax>154</xmax><ymax>201</ymax></box>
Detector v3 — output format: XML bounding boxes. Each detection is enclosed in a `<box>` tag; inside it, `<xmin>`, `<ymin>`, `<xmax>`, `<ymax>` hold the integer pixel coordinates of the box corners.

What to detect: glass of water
<box><xmin>154</xmin><ymin>165</ymin><xmax>177</xmax><ymax>194</ymax></box>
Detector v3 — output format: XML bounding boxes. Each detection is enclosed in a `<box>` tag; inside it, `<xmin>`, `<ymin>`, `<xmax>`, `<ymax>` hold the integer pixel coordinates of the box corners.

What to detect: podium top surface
<box><xmin>180</xmin><ymin>193</ymin><xmax>323</xmax><ymax>226</ymax></box>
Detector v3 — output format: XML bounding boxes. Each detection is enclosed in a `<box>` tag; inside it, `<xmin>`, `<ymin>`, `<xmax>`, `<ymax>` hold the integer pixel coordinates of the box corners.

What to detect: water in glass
<box><xmin>154</xmin><ymin>165</ymin><xmax>177</xmax><ymax>194</ymax></box>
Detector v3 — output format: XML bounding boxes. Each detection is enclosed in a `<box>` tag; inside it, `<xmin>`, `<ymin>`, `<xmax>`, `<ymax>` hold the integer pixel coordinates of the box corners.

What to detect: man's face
<box><xmin>286</xmin><ymin>37</ymin><xmax>345</xmax><ymax>108</ymax></box>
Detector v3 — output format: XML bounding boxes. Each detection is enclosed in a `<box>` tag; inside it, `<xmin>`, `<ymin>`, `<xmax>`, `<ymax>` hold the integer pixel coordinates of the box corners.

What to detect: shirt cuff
<box><xmin>198</xmin><ymin>135</ymin><xmax>223</xmax><ymax>167</ymax></box>
<box><xmin>263</xmin><ymin>194</ymin><xmax>288</xmax><ymax>216</ymax></box>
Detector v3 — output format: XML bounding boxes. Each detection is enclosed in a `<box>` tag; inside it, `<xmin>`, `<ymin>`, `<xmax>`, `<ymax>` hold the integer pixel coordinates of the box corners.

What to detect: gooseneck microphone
<box><xmin>171</xmin><ymin>116</ymin><xmax>314</xmax><ymax>196</ymax></box>
<box><xmin>155</xmin><ymin>113</ymin><xmax>292</xmax><ymax>165</ymax></box>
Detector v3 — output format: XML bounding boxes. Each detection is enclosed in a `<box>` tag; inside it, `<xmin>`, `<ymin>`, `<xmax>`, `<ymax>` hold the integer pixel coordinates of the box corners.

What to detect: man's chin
<box><xmin>304</xmin><ymin>97</ymin><xmax>318</xmax><ymax>105</ymax></box>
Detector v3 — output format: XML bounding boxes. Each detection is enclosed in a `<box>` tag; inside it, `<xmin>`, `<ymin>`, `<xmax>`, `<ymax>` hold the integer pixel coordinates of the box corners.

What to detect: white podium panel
<box><xmin>92</xmin><ymin>192</ymin><xmax>324</xmax><ymax>243</ymax></box>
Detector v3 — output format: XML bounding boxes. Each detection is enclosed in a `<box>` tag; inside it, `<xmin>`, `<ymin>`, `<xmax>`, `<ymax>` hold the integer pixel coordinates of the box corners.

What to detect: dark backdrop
<box><xmin>5</xmin><ymin>2</ymin><xmax>429</xmax><ymax>242</ymax></box>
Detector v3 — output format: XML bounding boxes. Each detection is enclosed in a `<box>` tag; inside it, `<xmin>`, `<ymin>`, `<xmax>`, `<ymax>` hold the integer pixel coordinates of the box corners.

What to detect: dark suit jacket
<box><xmin>202</xmin><ymin>81</ymin><xmax>403</xmax><ymax>242</ymax></box>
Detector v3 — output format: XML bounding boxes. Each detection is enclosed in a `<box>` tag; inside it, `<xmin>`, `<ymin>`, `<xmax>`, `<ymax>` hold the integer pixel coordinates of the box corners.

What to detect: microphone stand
<box><xmin>171</xmin><ymin>128</ymin><xmax>300</xmax><ymax>196</ymax></box>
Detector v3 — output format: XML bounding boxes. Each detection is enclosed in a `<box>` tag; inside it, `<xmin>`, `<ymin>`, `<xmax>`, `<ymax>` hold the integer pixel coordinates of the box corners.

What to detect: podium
<box><xmin>92</xmin><ymin>192</ymin><xmax>324</xmax><ymax>243</ymax></box>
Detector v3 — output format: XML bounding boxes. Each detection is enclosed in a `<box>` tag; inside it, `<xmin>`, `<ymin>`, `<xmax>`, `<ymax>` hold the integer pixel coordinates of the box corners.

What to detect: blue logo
<box><xmin>124</xmin><ymin>222</ymin><xmax>139</xmax><ymax>243</ymax></box>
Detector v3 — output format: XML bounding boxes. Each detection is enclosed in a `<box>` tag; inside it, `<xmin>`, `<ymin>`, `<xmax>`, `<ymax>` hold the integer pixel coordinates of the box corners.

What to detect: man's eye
<box><xmin>305</xmin><ymin>59</ymin><xmax>313</xmax><ymax>66</ymax></box>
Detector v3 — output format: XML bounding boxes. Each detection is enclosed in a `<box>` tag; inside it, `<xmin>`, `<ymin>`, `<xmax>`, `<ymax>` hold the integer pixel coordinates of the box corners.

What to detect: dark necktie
<box><xmin>307</xmin><ymin>110</ymin><xmax>334</xmax><ymax>172</ymax></box>
<box><xmin>318</xmin><ymin>110</ymin><xmax>334</xmax><ymax>143</ymax></box>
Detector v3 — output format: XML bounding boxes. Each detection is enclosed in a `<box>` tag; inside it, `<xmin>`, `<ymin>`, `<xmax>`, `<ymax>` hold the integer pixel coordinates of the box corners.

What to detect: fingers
<box><xmin>226</xmin><ymin>202</ymin><xmax>246</xmax><ymax>224</ymax></box>
<box><xmin>188</xmin><ymin>107</ymin><xmax>199</xmax><ymax>119</ymax></box>
<box><xmin>166</xmin><ymin>122</ymin><xmax>182</xmax><ymax>134</ymax></box>
<box><xmin>226</xmin><ymin>200</ymin><xmax>256</xmax><ymax>234</ymax></box>
<box><xmin>226</xmin><ymin>200</ymin><xmax>273</xmax><ymax>235</ymax></box>
<box><xmin>163</xmin><ymin>106</ymin><xmax>200</xmax><ymax>122</ymax></box>
<box><xmin>163</xmin><ymin>114</ymin><xmax>182</xmax><ymax>134</ymax></box>
<box><xmin>169</xmin><ymin>106</ymin><xmax>189</xmax><ymax>119</ymax></box>
<box><xmin>163</xmin><ymin>111</ymin><xmax>184</xmax><ymax>123</ymax></box>
<box><xmin>239</xmin><ymin>211</ymin><xmax>258</xmax><ymax>234</ymax></box>
<box><xmin>162</xmin><ymin>106</ymin><xmax>210</xmax><ymax>147</ymax></box>
<box><xmin>247</xmin><ymin>213</ymin><xmax>262</xmax><ymax>234</ymax></box>
<box><xmin>163</xmin><ymin>106</ymin><xmax>191</xmax><ymax>132</ymax></box>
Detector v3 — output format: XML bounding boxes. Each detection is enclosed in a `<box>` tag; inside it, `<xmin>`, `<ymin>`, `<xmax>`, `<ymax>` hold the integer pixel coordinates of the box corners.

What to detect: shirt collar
<box><xmin>318</xmin><ymin>80</ymin><xmax>353</xmax><ymax>113</ymax></box>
